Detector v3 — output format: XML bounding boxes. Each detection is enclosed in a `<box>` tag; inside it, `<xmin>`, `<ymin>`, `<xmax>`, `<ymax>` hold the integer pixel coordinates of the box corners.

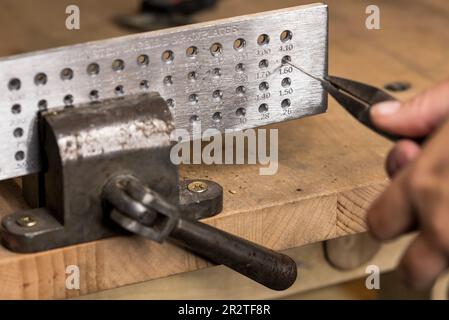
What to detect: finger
<box><xmin>370</xmin><ymin>80</ymin><xmax>449</xmax><ymax>137</ymax></box>
<box><xmin>398</xmin><ymin>234</ymin><xmax>448</xmax><ymax>291</ymax></box>
<box><xmin>385</xmin><ymin>140</ymin><xmax>421</xmax><ymax>178</ymax></box>
<box><xmin>420</xmin><ymin>204</ymin><xmax>449</xmax><ymax>255</ymax></box>
<box><xmin>367</xmin><ymin>168</ymin><xmax>416</xmax><ymax>240</ymax></box>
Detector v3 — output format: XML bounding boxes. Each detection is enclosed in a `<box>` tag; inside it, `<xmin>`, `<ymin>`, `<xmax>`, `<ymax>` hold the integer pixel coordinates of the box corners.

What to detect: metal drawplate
<box><xmin>0</xmin><ymin>3</ymin><xmax>328</xmax><ymax>181</ymax></box>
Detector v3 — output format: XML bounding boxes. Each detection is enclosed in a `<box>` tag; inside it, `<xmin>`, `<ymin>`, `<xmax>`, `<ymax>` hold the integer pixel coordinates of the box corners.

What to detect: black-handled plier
<box><xmin>284</xmin><ymin>61</ymin><xmax>424</xmax><ymax>144</ymax></box>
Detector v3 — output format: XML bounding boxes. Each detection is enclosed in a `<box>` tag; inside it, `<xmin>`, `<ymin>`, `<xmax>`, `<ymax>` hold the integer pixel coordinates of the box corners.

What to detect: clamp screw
<box><xmin>16</xmin><ymin>216</ymin><xmax>37</xmax><ymax>227</ymax></box>
<box><xmin>187</xmin><ymin>181</ymin><xmax>208</xmax><ymax>193</ymax></box>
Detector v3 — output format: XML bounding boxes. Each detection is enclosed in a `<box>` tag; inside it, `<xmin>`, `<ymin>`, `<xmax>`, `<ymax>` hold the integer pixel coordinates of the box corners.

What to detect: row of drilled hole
<box><xmin>9</xmin><ymin>29</ymin><xmax>293</xmax><ymax>162</ymax></box>
<box><xmin>10</xmin><ymin>72</ymin><xmax>292</xmax><ymax>151</ymax></box>
<box><xmin>7</xmin><ymin>60</ymin><xmax>140</xmax><ymax>91</ymax></box>
<box><xmin>8</xmin><ymin>50</ymin><xmax>291</xmax><ymax>113</ymax></box>
<box><xmin>186</xmin><ymin>77</ymin><xmax>291</xmax><ymax>105</ymax></box>
<box><xmin>6</xmin><ymin>30</ymin><xmax>292</xmax><ymax>91</ymax></box>
<box><xmin>12</xmin><ymin>98</ymin><xmax>291</xmax><ymax>162</ymax></box>
<box><xmin>7</xmin><ymin>58</ymin><xmax>278</xmax><ymax>96</ymax></box>
<box><xmin>190</xmin><ymin>98</ymin><xmax>292</xmax><ymax>124</ymax></box>
<box><xmin>7</xmin><ymin>48</ymin><xmax>290</xmax><ymax>120</ymax></box>
<box><xmin>11</xmin><ymin>100</ymin><xmax>290</xmax><ymax>162</ymax></box>
<box><xmin>9</xmin><ymin>71</ymin><xmax>292</xmax><ymax>115</ymax></box>
<box><xmin>169</xmin><ymin>55</ymin><xmax>292</xmax><ymax>102</ymax></box>
<box><xmin>10</xmin><ymin>54</ymin><xmax>293</xmax><ymax>159</ymax></box>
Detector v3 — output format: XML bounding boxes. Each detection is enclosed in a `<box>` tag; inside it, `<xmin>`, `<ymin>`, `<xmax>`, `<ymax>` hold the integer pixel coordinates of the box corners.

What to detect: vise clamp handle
<box><xmin>102</xmin><ymin>175</ymin><xmax>298</xmax><ymax>291</ymax></box>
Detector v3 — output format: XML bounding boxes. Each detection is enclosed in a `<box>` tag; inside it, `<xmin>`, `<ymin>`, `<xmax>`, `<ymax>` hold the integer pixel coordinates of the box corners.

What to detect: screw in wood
<box><xmin>187</xmin><ymin>181</ymin><xmax>208</xmax><ymax>193</ymax></box>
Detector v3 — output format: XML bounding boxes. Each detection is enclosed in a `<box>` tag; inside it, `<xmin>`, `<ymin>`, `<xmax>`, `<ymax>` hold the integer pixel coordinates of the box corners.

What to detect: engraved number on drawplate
<box><xmin>0</xmin><ymin>4</ymin><xmax>328</xmax><ymax>181</ymax></box>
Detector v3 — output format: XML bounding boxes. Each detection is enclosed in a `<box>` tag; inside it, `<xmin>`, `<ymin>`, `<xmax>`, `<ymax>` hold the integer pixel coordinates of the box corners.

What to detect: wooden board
<box><xmin>0</xmin><ymin>0</ymin><xmax>448</xmax><ymax>299</ymax></box>
<box><xmin>81</xmin><ymin>234</ymin><xmax>415</xmax><ymax>300</ymax></box>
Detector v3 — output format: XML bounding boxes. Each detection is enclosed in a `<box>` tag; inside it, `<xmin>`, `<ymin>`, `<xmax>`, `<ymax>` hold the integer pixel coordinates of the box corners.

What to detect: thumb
<box><xmin>370</xmin><ymin>81</ymin><xmax>449</xmax><ymax>137</ymax></box>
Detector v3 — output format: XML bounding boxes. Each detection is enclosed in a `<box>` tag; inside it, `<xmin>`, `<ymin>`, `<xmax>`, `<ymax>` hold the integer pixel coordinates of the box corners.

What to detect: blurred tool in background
<box><xmin>116</xmin><ymin>0</ymin><xmax>218</xmax><ymax>31</ymax></box>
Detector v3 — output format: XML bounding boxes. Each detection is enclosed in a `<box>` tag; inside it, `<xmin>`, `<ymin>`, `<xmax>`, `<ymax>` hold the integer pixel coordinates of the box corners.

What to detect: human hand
<box><xmin>367</xmin><ymin>80</ymin><xmax>449</xmax><ymax>290</ymax></box>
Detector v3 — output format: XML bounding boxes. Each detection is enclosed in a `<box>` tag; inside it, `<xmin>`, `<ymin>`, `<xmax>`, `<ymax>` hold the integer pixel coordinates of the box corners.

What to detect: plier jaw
<box><xmin>324</xmin><ymin>76</ymin><xmax>426</xmax><ymax>144</ymax></box>
<box><xmin>324</xmin><ymin>75</ymin><xmax>396</xmax><ymax>106</ymax></box>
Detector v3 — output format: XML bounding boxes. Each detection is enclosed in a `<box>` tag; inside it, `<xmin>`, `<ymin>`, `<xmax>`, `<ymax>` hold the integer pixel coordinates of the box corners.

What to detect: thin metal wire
<box><xmin>283</xmin><ymin>60</ymin><xmax>326</xmax><ymax>84</ymax></box>
<box><xmin>267</xmin><ymin>59</ymin><xmax>327</xmax><ymax>85</ymax></box>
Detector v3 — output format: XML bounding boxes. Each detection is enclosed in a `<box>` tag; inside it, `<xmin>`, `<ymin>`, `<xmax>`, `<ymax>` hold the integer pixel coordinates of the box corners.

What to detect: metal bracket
<box><xmin>1</xmin><ymin>93</ymin><xmax>222</xmax><ymax>253</ymax></box>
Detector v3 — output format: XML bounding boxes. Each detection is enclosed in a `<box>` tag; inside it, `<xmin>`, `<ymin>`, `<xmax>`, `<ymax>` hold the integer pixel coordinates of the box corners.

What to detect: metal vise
<box><xmin>1</xmin><ymin>93</ymin><xmax>219</xmax><ymax>251</ymax></box>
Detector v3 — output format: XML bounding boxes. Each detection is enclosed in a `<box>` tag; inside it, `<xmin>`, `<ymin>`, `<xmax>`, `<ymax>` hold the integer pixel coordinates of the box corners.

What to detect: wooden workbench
<box><xmin>0</xmin><ymin>0</ymin><xmax>448</xmax><ymax>299</ymax></box>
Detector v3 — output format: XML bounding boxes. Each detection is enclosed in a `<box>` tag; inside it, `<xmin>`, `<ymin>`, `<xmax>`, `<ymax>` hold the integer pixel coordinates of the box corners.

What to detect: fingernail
<box><xmin>371</xmin><ymin>101</ymin><xmax>401</xmax><ymax>116</ymax></box>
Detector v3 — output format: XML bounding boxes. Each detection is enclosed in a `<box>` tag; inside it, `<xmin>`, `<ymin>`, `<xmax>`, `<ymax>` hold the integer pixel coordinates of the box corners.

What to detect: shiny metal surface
<box><xmin>0</xmin><ymin>3</ymin><xmax>328</xmax><ymax>180</ymax></box>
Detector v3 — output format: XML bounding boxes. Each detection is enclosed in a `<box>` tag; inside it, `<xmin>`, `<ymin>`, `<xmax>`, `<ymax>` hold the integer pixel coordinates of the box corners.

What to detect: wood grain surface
<box><xmin>0</xmin><ymin>0</ymin><xmax>447</xmax><ymax>298</ymax></box>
